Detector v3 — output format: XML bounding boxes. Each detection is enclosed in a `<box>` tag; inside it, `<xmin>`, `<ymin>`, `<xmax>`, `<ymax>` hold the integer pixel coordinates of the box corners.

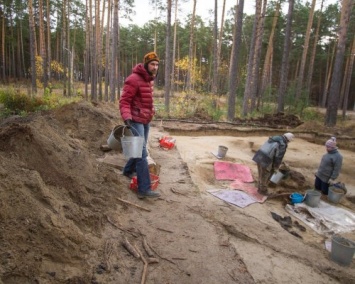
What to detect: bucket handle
<box><xmin>122</xmin><ymin>124</ymin><xmax>143</xmax><ymax>138</ymax></box>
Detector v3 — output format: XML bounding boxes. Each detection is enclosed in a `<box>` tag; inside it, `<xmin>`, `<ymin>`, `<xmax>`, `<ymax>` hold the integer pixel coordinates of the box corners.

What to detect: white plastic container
<box><xmin>270</xmin><ymin>171</ymin><xmax>284</xmax><ymax>184</ymax></box>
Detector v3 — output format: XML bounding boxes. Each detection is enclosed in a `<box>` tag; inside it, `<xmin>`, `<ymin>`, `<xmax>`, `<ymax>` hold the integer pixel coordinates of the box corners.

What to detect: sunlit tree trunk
<box><xmin>164</xmin><ymin>0</ymin><xmax>172</xmax><ymax>113</ymax></box>
<box><xmin>277</xmin><ymin>0</ymin><xmax>294</xmax><ymax>112</ymax></box>
<box><xmin>227</xmin><ymin>0</ymin><xmax>244</xmax><ymax>121</ymax></box>
<box><xmin>325</xmin><ymin>0</ymin><xmax>353</xmax><ymax>126</ymax></box>
<box><xmin>295</xmin><ymin>0</ymin><xmax>316</xmax><ymax>102</ymax></box>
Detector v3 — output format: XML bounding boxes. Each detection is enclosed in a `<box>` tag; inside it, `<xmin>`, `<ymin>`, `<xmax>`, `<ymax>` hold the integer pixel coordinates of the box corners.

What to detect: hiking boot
<box><xmin>137</xmin><ymin>190</ymin><xmax>161</xmax><ymax>199</ymax></box>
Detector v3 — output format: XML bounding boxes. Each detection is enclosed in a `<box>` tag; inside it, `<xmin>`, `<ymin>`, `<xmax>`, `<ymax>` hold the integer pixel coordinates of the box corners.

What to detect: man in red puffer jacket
<box><xmin>119</xmin><ymin>52</ymin><xmax>161</xmax><ymax>199</ymax></box>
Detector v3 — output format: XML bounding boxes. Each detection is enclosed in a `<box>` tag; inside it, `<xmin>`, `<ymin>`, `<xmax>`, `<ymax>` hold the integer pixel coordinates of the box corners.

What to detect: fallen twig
<box><xmin>116</xmin><ymin>197</ymin><xmax>151</xmax><ymax>212</ymax></box>
<box><xmin>122</xmin><ymin>237</ymin><xmax>140</xmax><ymax>258</ymax></box>
<box><xmin>143</xmin><ymin>237</ymin><xmax>155</xmax><ymax>257</ymax></box>
<box><xmin>157</xmin><ymin>227</ymin><xmax>174</xmax><ymax>233</ymax></box>
<box><xmin>135</xmin><ymin>246</ymin><xmax>148</xmax><ymax>284</ymax></box>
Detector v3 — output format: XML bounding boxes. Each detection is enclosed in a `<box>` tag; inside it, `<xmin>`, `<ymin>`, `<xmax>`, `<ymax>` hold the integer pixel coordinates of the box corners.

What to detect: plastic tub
<box><xmin>290</xmin><ymin>193</ymin><xmax>304</xmax><ymax>204</ymax></box>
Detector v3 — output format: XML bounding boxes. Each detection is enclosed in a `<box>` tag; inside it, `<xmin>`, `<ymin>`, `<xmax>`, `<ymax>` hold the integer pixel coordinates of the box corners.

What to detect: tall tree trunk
<box><xmin>227</xmin><ymin>0</ymin><xmax>244</xmax><ymax>121</ymax></box>
<box><xmin>306</xmin><ymin>0</ymin><xmax>324</xmax><ymax>96</ymax></box>
<box><xmin>28</xmin><ymin>0</ymin><xmax>37</xmax><ymax>93</ymax></box>
<box><xmin>341</xmin><ymin>36</ymin><xmax>355</xmax><ymax>119</ymax></box>
<box><xmin>242</xmin><ymin>0</ymin><xmax>264</xmax><ymax>116</ymax></box>
<box><xmin>109</xmin><ymin>0</ymin><xmax>119</xmax><ymax>102</ymax></box>
<box><xmin>84</xmin><ymin>0</ymin><xmax>91</xmax><ymax>100</ymax></box>
<box><xmin>91</xmin><ymin>0</ymin><xmax>97</xmax><ymax>100</ymax></box>
<box><xmin>171</xmin><ymin>0</ymin><xmax>178</xmax><ymax>94</ymax></box>
<box><xmin>258</xmin><ymin>1</ymin><xmax>280</xmax><ymax>107</ymax></box>
<box><xmin>164</xmin><ymin>0</ymin><xmax>172</xmax><ymax>113</ymax></box>
<box><xmin>321</xmin><ymin>43</ymin><xmax>336</xmax><ymax>107</ymax></box>
<box><xmin>325</xmin><ymin>0</ymin><xmax>353</xmax><ymax>126</ymax></box>
<box><xmin>1</xmin><ymin>8</ymin><xmax>6</xmax><ymax>82</ymax></box>
<box><xmin>211</xmin><ymin>0</ymin><xmax>218</xmax><ymax>94</ymax></box>
<box><xmin>46</xmin><ymin>0</ymin><xmax>51</xmax><ymax>82</ymax></box>
<box><xmin>186</xmin><ymin>0</ymin><xmax>196</xmax><ymax>91</ymax></box>
<box><xmin>39</xmin><ymin>0</ymin><xmax>48</xmax><ymax>88</ymax></box>
<box><xmin>217</xmin><ymin>0</ymin><xmax>226</xmax><ymax>92</ymax></box>
<box><xmin>295</xmin><ymin>0</ymin><xmax>316</xmax><ymax>102</ymax></box>
<box><xmin>277</xmin><ymin>0</ymin><xmax>294</xmax><ymax>112</ymax></box>
<box><xmin>104</xmin><ymin>0</ymin><xmax>111</xmax><ymax>101</ymax></box>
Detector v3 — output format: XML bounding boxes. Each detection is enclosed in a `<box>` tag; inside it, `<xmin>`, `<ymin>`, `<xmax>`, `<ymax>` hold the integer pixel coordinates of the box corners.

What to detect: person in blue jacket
<box><xmin>314</xmin><ymin>137</ymin><xmax>343</xmax><ymax>195</ymax></box>
<box><xmin>252</xmin><ymin>133</ymin><xmax>294</xmax><ymax>195</ymax></box>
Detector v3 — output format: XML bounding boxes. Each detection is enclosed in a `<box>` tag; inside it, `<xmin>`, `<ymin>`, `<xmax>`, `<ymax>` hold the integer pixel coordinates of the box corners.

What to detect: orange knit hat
<box><xmin>143</xmin><ymin>52</ymin><xmax>160</xmax><ymax>64</ymax></box>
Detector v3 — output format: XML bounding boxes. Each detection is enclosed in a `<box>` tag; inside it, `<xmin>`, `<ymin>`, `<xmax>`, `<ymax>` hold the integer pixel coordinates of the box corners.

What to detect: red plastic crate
<box><xmin>129</xmin><ymin>173</ymin><xmax>160</xmax><ymax>192</ymax></box>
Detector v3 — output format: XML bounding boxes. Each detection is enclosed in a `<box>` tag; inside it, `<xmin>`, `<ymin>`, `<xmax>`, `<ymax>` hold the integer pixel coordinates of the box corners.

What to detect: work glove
<box><xmin>329</xmin><ymin>179</ymin><xmax>337</xmax><ymax>185</ymax></box>
<box><xmin>124</xmin><ymin>119</ymin><xmax>132</xmax><ymax>128</ymax></box>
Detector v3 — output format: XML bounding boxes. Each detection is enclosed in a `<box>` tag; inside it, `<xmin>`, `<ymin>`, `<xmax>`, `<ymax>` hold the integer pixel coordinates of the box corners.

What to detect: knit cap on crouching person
<box><xmin>283</xmin><ymin>132</ymin><xmax>294</xmax><ymax>142</ymax></box>
<box><xmin>325</xmin><ymin>137</ymin><xmax>337</xmax><ymax>150</ymax></box>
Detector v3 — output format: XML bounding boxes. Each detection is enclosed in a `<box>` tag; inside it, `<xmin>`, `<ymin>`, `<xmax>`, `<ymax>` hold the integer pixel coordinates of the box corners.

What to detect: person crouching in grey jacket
<box><xmin>315</xmin><ymin>137</ymin><xmax>343</xmax><ymax>195</ymax></box>
<box><xmin>252</xmin><ymin>133</ymin><xmax>294</xmax><ymax>195</ymax></box>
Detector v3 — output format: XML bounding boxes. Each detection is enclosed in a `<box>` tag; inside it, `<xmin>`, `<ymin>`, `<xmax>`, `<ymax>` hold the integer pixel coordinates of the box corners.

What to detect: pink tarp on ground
<box><xmin>214</xmin><ymin>161</ymin><xmax>254</xmax><ymax>182</ymax></box>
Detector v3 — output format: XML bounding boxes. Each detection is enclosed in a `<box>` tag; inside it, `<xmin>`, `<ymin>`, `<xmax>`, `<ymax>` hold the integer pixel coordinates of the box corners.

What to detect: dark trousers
<box><xmin>314</xmin><ymin>176</ymin><xmax>329</xmax><ymax>195</ymax></box>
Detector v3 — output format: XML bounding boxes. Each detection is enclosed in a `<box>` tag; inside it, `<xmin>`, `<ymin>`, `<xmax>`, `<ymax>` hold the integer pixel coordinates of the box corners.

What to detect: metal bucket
<box><xmin>217</xmin><ymin>145</ymin><xmax>228</xmax><ymax>158</ymax></box>
<box><xmin>304</xmin><ymin>189</ymin><xmax>321</xmax><ymax>207</ymax></box>
<box><xmin>270</xmin><ymin>171</ymin><xmax>284</xmax><ymax>184</ymax></box>
<box><xmin>121</xmin><ymin>136</ymin><xmax>144</xmax><ymax>159</ymax></box>
<box><xmin>107</xmin><ymin>125</ymin><xmax>132</xmax><ymax>151</ymax></box>
<box><xmin>330</xmin><ymin>235</ymin><xmax>355</xmax><ymax>266</ymax></box>
<box><xmin>328</xmin><ymin>186</ymin><xmax>345</xmax><ymax>204</ymax></box>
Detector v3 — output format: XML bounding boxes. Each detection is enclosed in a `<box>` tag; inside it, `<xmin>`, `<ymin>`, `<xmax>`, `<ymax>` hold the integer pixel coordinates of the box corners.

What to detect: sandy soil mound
<box><xmin>0</xmin><ymin>101</ymin><xmax>354</xmax><ymax>284</ymax></box>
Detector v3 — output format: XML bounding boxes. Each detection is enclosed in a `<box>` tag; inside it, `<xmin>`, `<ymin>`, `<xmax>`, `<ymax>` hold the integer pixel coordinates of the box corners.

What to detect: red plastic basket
<box><xmin>129</xmin><ymin>173</ymin><xmax>160</xmax><ymax>192</ymax></box>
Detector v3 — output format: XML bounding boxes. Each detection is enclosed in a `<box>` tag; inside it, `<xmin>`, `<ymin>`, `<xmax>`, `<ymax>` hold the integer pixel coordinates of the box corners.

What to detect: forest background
<box><xmin>0</xmin><ymin>0</ymin><xmax>354</xmax><ymax>127</ymax></box>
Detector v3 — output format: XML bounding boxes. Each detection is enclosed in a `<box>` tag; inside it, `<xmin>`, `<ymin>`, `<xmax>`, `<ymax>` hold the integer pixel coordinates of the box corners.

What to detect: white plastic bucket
<box><xmin>107</xmin><ymin>125</ymin><xmax>132</xmax><ymax>151</ymax></box>
<box><xmin>121</xmin><ymin>136</ymin><xmax>144</xmax><ymax>159</ymax></box>
<box><xmin>270</xmin><ymin>171</ymin><xmax>284</xmax><ymax>184</ymax></box>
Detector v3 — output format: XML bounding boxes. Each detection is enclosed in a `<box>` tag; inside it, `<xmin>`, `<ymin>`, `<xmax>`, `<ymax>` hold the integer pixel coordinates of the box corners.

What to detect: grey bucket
<box><xmin>304</xmin><ymin>189</ymin><xmax>321</xmax><ymax>207</ymax></box>
<box><xmin>217</xmin><ymin>145</ymin><xmax>228</xmax><ymax>158</ymax></box>
<box><xmin>107</xmin><ymin>125</ymin><xmax>133</xmax><ymax>151</ymax></box>
<box><xmin>121</xmin><ymin>136</ymin><xmax>144</xmax><ymax>159</ymax></box>
<box><xmin>330</xmin><ymin>235</ymin><xmax>355</xmax><ymax>266</ymax></box>
<box><xmin>328</xmin><ymin>186</ymin><xmax>345</xmax><ymax>204</ymax></box>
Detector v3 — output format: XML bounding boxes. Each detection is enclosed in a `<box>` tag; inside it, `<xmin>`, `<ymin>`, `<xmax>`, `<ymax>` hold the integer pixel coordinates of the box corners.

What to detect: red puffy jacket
<box><xmin>119</xmin><ymin>63</ymin><xmax>156</xmax><ymax>124</ymax></box>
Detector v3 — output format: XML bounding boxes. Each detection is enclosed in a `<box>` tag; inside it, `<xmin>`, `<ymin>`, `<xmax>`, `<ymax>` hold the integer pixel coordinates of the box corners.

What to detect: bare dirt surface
<box><xmin>1</xmin><ymin>101</ymin><xmax>355</xmax><ymax>284</ymax></box>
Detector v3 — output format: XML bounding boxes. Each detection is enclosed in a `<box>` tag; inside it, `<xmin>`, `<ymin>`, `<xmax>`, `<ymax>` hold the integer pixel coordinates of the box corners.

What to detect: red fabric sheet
<box><xmin>214</xmin><ymin>161</ymin><xmax>254</xmax><ymax>182</ymax></box>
